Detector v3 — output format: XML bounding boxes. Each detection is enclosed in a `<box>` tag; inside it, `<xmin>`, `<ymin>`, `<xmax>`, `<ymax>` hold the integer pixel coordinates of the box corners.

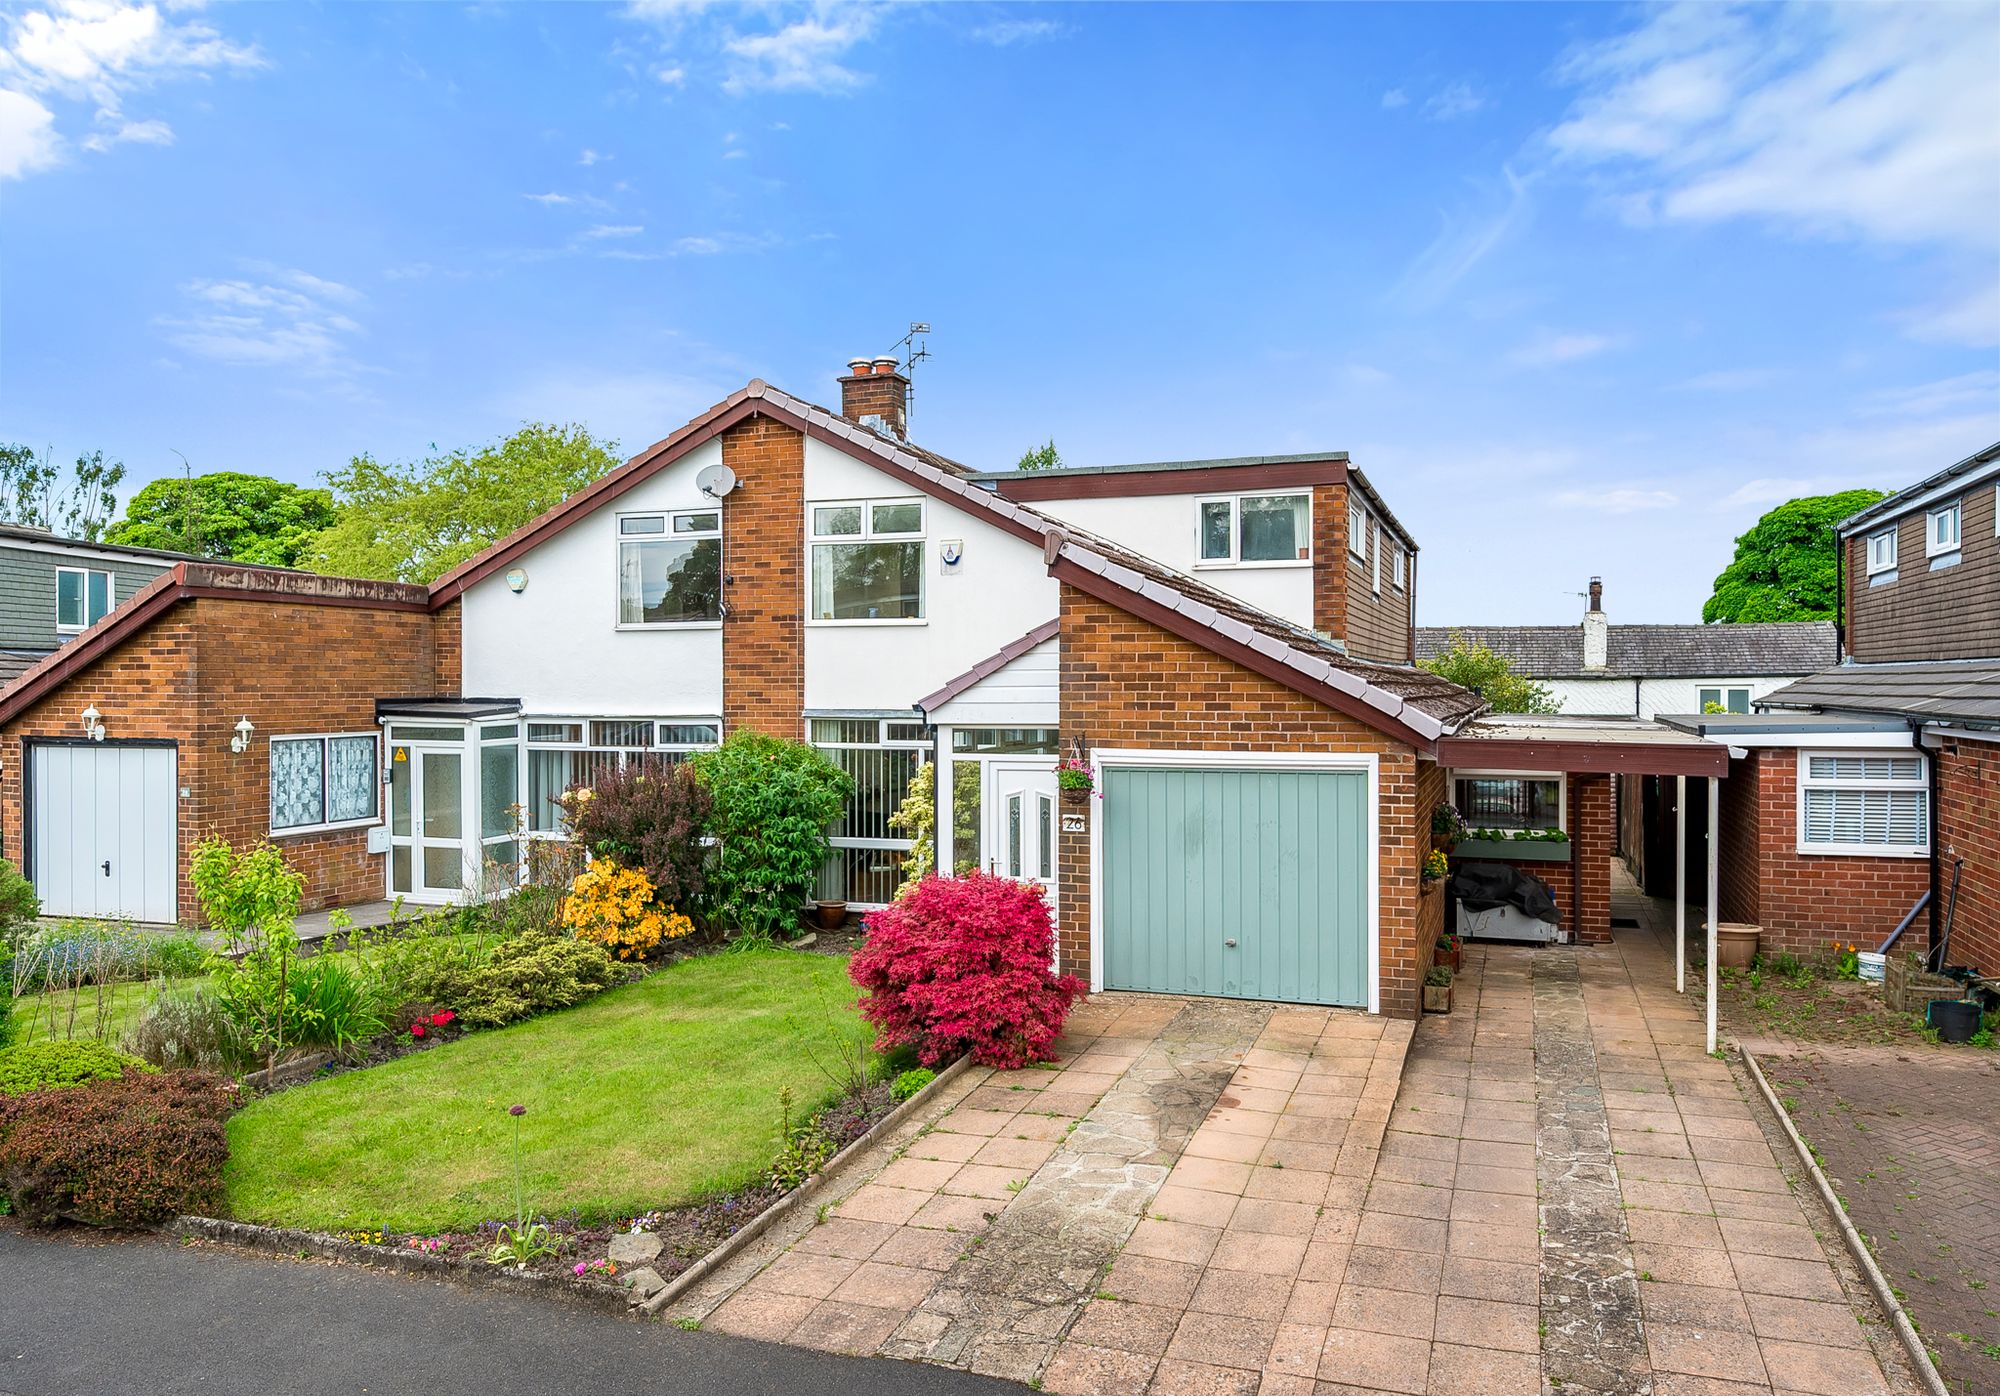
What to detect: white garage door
<box><xmin>31</xmin><ymin>744</ymin><xmax>179</xmax><ymax>924</ymax></box>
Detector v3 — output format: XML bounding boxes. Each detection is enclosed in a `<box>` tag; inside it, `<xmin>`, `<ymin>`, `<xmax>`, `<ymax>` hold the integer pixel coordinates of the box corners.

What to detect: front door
<box><xmin>388</xmin><ymin>743</ymin><xmax>467</xmax><ymax>901</ymax></box>
<box><xmin>986</xmin><ymin>760</ymin><xmax>1058</xmax><ymax>901</ymax></box>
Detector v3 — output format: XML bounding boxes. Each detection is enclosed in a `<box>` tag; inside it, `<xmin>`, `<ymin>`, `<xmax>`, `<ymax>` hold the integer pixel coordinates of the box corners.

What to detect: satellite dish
<box><xmin>696</xmin><ymin>464</ymin><xmax>739</xmax><ymax>499</ymax></box>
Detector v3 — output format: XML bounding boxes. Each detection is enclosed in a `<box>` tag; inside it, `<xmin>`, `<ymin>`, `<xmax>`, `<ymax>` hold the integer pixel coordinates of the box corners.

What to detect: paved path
<box><xmin>677</xmin><ymin>882</ymin><xmax>1917</xmax><ymax>1395</ymax></box>
<box><xmin>0</xmin><ymin>1228</ymin><xmax>1019</xmax><ymax>1396</ymax></box>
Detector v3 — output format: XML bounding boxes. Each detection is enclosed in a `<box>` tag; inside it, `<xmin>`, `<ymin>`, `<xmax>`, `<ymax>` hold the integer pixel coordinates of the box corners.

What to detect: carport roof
<box><xmin>1436</xmin><ymin>714</ymin><xmax>1731</xmax><ymax>776</ymax></box>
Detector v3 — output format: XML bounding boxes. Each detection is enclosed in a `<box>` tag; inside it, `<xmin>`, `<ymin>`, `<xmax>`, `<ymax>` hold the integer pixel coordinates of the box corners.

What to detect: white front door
<box><xmin>387</xmin><ymin>743</ymin><xmax>469</xmax><ymax>902</ymax></box>
<box><xmin>30</xmin><ymin>743</ymin><xmax>179</xmax><ymax>923</ymax></box>
<box><xmin>986</xmin><ymin>760</ymin><xmax>1059</xmax><ymax>899</ymax></box>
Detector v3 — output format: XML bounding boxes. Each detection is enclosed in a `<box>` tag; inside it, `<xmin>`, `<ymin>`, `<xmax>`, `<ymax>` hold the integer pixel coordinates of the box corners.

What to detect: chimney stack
<box><xmin>1582</xmin><ymin>575</ymin><xmax>1608</xmax><ymax>670</ymax></box>
<box><xmin>839</xmin><ymin>354</ymin><xmax>910</xmax><ymax>440</ymax></box>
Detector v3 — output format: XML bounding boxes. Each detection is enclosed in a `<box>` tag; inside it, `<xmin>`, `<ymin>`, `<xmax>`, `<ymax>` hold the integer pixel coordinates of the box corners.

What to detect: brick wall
<box><xmin>1057</xmin><ymin>585</ymin><xmax>1427</xmax><ymax>1018</ymax></box>
<box><xmin>1935</xmin><ymin>735</ymin><xmax>1999</xmax><ymax>974</ymax></box>
<box><xmin>1716</xmin><ymin>747</ymin><xmax>1928</xmax><ymax>955</ymax></box>
<box><xmin>720</xmin><ymin>415</ymin><xmax>805</xmax><ymax>739</ymax></box>
<box><xmin>1</xmin><ymin>593</ymin><xmax>450</xmax><ymax>925</ymax></box>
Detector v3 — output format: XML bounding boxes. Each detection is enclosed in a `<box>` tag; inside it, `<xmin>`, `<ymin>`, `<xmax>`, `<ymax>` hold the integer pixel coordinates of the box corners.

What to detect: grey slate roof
<box><xmin>1760</xmin><ymin>659</ymin><xmax>2000</xmax><ymax>726</ymax></box>
<box><xmin>1415</xmin><ymin>622</ymin><xmax>1838</xmax><ymax>679</ymax></box>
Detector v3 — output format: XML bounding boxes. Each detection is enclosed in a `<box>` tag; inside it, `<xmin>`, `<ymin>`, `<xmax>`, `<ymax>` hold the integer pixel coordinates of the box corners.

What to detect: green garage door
<box><xmin>1101</xmin><ymin>764</ymin><xmax>1369</xmax><ymax>1007</ymax></box>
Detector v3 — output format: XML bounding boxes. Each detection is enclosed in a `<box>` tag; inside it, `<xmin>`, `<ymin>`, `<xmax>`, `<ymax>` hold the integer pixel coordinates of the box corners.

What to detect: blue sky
<box><xmin>3</xmin><ymin>0</ymin><xmax>1996</xmax><ymax>624</ymax></box>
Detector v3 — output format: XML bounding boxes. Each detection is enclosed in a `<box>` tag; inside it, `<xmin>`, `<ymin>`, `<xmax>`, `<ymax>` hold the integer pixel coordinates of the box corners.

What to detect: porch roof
<box><xmin>1435</xmin><ymin>714</ymin><xmax>1730</xmax><ymax>777</ymax></box>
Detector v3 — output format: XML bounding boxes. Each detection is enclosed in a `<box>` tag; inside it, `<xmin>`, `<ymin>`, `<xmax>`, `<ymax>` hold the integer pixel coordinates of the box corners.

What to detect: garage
<box><xmin>1095</xmin><ymin>756</ymin><xmax>1375</xmax><ymax>1009</ymax></box>
<box><xmin>29</xmin><ymin>742</ymin><xmax>179</xmax><ymax>924</ymax></box>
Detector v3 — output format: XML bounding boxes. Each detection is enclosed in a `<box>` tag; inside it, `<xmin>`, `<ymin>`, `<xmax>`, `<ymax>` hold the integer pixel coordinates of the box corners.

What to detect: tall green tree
<box><xmin>1015</xmin><ymin>439</ymin><xmax>1062</xmax><ymax>472</ymax></box>
<box><xmin>1702</xmin><ymin>488</ymin><xmax>1886</xmax><ymax>623</ymax></box>
<box><xmin>106</xmin><ymin>472</ymin><xmax>337</xmax><ymax>567</ymax></box>
<box><xmin>1419</xmin><ymin>634</ymin><xmax>1560</xmax><ymax>714</ymax></box>
<box><xmin>0</xmin><ymin>443</ymin><xmax>126</xmax><ymax>541</ymax></box>
<box><xmin>307</xmin><ymin>423</ymin><xmax>622</xmax><ymax>583</ymax></box>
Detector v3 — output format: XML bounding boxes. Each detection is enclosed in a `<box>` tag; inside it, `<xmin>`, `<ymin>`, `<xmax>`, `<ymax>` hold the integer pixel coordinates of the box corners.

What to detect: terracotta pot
<box><xmin>1714</xmin><ymin>922</ymin><xmax>1759</xmax><ymax>970</ymax></box>
<box><xmin>814</xmin><ymin>900</ymin><xmax>848</xmax><ymax>931</ymax></box>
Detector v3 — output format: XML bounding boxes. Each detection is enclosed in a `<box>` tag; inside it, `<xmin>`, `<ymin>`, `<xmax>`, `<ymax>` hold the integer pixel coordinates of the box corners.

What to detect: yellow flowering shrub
<box><xmin>561</xmin><ymin>859</ymin><xmax>693</xmax><ymax>960</ymax></box>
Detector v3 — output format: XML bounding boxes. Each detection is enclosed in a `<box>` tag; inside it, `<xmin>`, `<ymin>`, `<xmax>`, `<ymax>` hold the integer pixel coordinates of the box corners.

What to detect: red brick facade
<box><xmin>1057</xmin><ymin>585</ymin><xmax>1429</xmax><ymax>1019</ymax></box>
<box><xmin>720</xmin><ymin>415</ymin><xmax>805</xmax><ymax>739</ymax></box>
<box><xmin>1716</xmin><ymin>748</ymin><xmax>1929</xmax><ymax>955</ymax></box>
<box><xmin>0</xmin><ymin>592</ymin><xmax>452</xmax><ymax>925</ymax></box>
<box><xmin>1934</xmin><ymin>735</ymin><xmax>1999</xmax><ymax>973</ymax></box>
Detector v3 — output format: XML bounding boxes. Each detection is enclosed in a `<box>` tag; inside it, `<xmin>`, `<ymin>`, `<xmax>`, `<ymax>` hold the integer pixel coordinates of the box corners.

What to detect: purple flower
<box><xmin>508</xmin><ymin>1104</ymin><xmax>527</xmax><ymax>1117</ymax></box>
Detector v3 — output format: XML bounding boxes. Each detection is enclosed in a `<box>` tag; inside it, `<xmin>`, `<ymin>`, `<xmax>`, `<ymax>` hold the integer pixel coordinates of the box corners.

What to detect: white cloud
<box><xmin>0</xmin><ymin>0</ymin><xmax>263</xmax><ymax>177</ymax></box>
<box><xmin>1551</xmin><ymin>487</ymin><xmax>1678</xmax><ymax>513</ymax></box>
<box><xmin>971</xmin><ymin>18</ymin><xmax>1064</xmax><ymax>46</ymax></box>
<box><xmin>1424</xmin><ymin>81</ymin><xmax>1487</xmax><ymax>120</ymax></box>
<box><xmin>1548</xmin><ymin>2</ymin><xmax>2000</xmax><ymax>250</ymax></box>
<box><xmin>722</xmin><ymin>9</ymin><xmax>875</xmax><ymax>95</ymax></box>
<box><xmin>157</xmin><ymin>268</ymin><xmax>367</xmax><ymax>382</ymax></box>
<box><xmin>1506</xmin><ymin>330</ymin><xmax>1620</xmax><ymax>369</ymax></box>
<box><xmin>0</xmin><ymin>87</ymin><xmax>60</xmax><ymax>178</ymax></box>
<box><xmin>1380</xmin><ymin>88</ymin><xmax>1407</xmax><ymax>110</ymax></box>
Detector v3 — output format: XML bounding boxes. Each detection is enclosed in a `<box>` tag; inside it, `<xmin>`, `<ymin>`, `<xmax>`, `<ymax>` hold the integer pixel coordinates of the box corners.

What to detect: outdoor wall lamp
<box><xmin>230</xmin><ymin>716</ymin><xmax>256</xmax><ymax>754</ymax></box>
<box><xmin>80</xmin><ymin>705</ymin><xmax>106</xmax><ymax>742</ymax></box>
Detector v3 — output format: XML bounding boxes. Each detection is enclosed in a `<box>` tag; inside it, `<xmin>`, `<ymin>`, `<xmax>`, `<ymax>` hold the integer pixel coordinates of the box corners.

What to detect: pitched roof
<box><xmin>1415</xmin><ymin>622</ymin><xmax>1838</xmax><ymax>679</ymax></box>
<box><xmin>1760</xmin><ymin>659</ymin><xmax>2000</xmax><ymax>726</ymax></box>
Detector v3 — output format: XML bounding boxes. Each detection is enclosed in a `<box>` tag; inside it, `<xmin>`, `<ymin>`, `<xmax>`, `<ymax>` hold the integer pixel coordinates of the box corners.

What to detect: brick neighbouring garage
<box><xmin>1716</xmin><ymin>746</ymin><xmax>1928</xmax><ymax>956</ymax></box>
<box><xmin>1055</xmin><ymin>584</ymin><xmax>1429</xmax><ymax>1019</ymax></box>
<box><xmin>0</xmin><ymin>570</ymin><xmax>455</xmax><ymax>926</ymax></box>
<box><xmin>1934</xmin><ymin>734</ymin><xmax>1999</xmax><ymax>975</ymax></box>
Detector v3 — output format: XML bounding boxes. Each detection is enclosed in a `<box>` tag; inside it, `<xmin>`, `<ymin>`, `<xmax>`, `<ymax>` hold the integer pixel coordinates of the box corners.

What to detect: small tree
<box><xmin>1419</xmin><ymin>633</ymin><xmax>1560</xmax><ymax>714</ymax></box>
<box><xmin>687</xmin><ymin>732</ymin><xmax>853</xmax><ymax>940</ymax></box>
<box><xmin>1015</xmin><ymin>439</ymin><xmax>1062</xmax><ymax>472</ymax></box>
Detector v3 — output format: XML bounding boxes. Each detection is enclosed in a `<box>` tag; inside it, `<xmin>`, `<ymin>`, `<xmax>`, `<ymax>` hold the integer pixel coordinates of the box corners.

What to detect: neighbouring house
<box><xmin>1416</xmin><ymin>577</ymin><xmax>1838</xmax><ymax>719</ymax></box>
<box><xmin>0</xmin><ymin>358</ymin><xmax>1731</xmax><ymax>1017</ymax></box>
<box><xmin>1634</xmin><ymin>442</ymin><xmax>1998</xmax><ymax>969</ymax></box>
<box><xmin>0</xmin><ymin>524</ymin><xmax>188</xmax><ymax>686</ymax></box>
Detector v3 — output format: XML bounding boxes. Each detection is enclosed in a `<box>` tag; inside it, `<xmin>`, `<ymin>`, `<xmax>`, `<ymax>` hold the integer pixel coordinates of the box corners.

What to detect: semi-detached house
<box><xmin>0</xmin><ymin>358</ymin><xmax>1729</xmax><ymax>1018</ymax></box>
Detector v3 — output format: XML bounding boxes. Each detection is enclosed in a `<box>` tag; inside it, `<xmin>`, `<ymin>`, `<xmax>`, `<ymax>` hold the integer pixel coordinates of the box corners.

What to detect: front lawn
<box><xmin>225</xmin><ymin>948</ymin><xmax>868</xmax><ymax>1232</ymax></box>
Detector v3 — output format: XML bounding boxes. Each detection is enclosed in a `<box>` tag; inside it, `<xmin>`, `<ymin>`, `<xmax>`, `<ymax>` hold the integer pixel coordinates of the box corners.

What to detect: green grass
<box><xmin>224</xmin><ymin>948</ymin><xmax>867</xmax><ymax>1231</ymax></box>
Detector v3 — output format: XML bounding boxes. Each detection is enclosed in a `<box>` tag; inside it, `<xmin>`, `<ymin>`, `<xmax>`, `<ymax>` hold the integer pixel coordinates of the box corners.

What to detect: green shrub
<box><xmin>890</xmin><ymin>1067</ymin><xmax>935</xmax><ymax>1103</ymax></box>
<box><xmin>122</xmin><ymin>983</ymin><xmax>247</xmax><ymax>1073</ymax></box>
<box><xmin>689</xmin><ymin>731</ymin><xmax>853</xmax><ymax>940</ymax></box>
<box><xmin>0</xmin><ymin>1039</ymin><xmax>156</xmax><ymax>1094</ymax></box>
<box><xmin>0</xmin><ymin>1070</ymin><xmax>233</xmax><ymax>1227</ymax></box>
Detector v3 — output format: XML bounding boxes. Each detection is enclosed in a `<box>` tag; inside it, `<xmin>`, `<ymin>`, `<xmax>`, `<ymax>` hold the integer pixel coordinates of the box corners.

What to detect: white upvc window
<box><xmin>55</xmin><ymin>566</ymin><xmax>112</xmax><ymax>633</ymax></box>
<box><xmin>1797</xmin><ymin>750</ymin><xmax>1929</xmax><ymax>857</ymax></box>
<box><xmin>271</xmin><ymin>732</ymin><xmax>381</xmax><ymax>834</ymax></box>
<box><xmin>521</xmin><ymin>717</ymin><xmax>721</xmax><ymax>833</ymax></box>
<box><xmin>1347</xmin><ymin>499</ymin><xmax>1367</xmax><ymax>557</ymax></box>
<box><xmin>1699</xmin><ymin>686</ymin><xmax>1751</xmax><ymax>714</ymax></box>
<box><xmin>1451</xmin><ymin>769</ymin><xmax>1565</xmax><ymax>833</ymax></box>
<box><xmin>1926</xmin><ymin>499</ymin><xmax>1961</xmax><ymax>559</ymax></box>
<box><xmin>1865</xmin><ymin>528</ymin><xmax>1898</xmax><ymax>577</ymax></box>
<box><xmin>617</xmin><ymin>509</ymin><xmax>721</xmax><ymax>626</ymax></box>
<box><xmin>809</xmin><ymin>498</ymin><xmax>925</xmax><ymax>622</ymax></box>
<box><xmin>1196</xmin><ymin>491</ymin><xmax>1310</xmax><ymax>567</ymax></box>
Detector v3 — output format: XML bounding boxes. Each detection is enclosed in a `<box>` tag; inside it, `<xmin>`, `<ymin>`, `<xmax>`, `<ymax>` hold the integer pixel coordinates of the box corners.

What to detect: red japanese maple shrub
<box><xmin>850</xmin><ymin>872</ymin><xmax>1084</xmax><ymax>1069</ymax></box>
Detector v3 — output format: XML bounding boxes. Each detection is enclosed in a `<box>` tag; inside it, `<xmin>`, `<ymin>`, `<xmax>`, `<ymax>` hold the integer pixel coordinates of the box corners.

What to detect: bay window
<box><xmin>271</xmin><ymin>733</ymin><xmax>380</xmax><ymax>833</ymax></box>
<box><xmin>1798</xmin><ymin>751</ymin><xmax>1928</xmax><ymax>856</ymax></box>
<box><xmin>617</xmin><ymin>510</ymin><xmax>721</xmax><ymax>625</ymax></box>
<box><xmin>1198</xmin><ymin>492</ymin><xmax>1310</xmax><ymax>565</ymax></box>
<box><xmin>810</xmin><ymin>499</ymin><xmax>924</xmax><ymax>621</ymax></box>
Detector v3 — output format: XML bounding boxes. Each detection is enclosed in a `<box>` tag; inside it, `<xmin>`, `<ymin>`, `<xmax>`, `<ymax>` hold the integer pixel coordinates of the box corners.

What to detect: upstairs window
<box><xmin>1197</xmin><ymin>492</ymin><xmax>1309</xmax><ymax>565</ymax></box>
<box><xmin>618</xmin><ymin>510</ymin><xmax>721</xmax><ymax>625</ymax></box>
<box><xmin>1926</xmin><ymin>500</ymin><xmax>1961</xmax><ymax>559</ymax></box>
<box><xmin>810</xmin><ymin>499</ymin><xmax>924</xmax><ymax>621</ymax></box>
<box><xmin>1865</xmin><ymin>528</ymin><xmax>1898</xmax><ymax>577</ymax></box>
<box><xmin>56</xmin><ymin>567</ymin><xmax>112</xmax><ymax>633</ymax></box>
<box><xmin>1798</xmin><ymin>751</ymin><xmax>1928</xmax><ymax>856</ymax></box>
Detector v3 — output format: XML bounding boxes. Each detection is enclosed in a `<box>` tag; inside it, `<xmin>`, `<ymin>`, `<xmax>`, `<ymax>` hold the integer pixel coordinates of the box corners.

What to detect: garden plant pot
<box><xmin>814</xmin><ymin>900</ymin><xmax>848</xmax><ymax>931</ymax></box>
<box><xmin>1714</xmin><ymin>922</ymin><xmax>1759</xmax><ymax>971</ymax></box>
<box><xmin>1927</xmin><ymin>998</ymin><xmax>1981</xmax><ymax>1044</ymax></box>
<box><xmin>1423</xmin><ymin>983</ymin><xmax>1452</xmax><ymax>1014</ymax></box>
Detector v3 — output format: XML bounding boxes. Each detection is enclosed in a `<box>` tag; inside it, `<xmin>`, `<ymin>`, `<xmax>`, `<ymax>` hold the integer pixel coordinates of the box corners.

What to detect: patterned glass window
<box><xmin>272</xmin><ymin>734</ymin><xmax>380</xmax><ymax>832</ymax></box>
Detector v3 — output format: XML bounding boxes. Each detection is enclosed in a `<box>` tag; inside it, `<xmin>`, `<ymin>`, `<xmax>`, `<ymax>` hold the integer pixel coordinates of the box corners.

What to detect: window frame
<box><xmin>806</xmin><ymin>496</ymin><xmax>928</xmax><ymax>626</ymax></box>
<box><xmin>1192</xmin><ymin>490</ymin><xmax>1313</xmax><ymax>570</ymax></box>
<box><xmin>614</xmin><ymin>508</ymin><xmax>723</xmax><ymax>630</ymax></box>
<box><xmin>1450</xmin><ymin>768</ymin><xmax>1566</xmax><ymax>835</ymax></box>
<box><xmin>55</xmin><ymin>565</ymin><xmax>113</xmax><ymax>634</ymax></box>
<box><xmin>269</xmin><ymin>731</ymin><xmax>382</xmax><ymax>836</ymax></box>
<box><xmin>1926</xmin><ymin>499</ymin><xmax>1962</xmax><ymax>560</ymax></box>
<box><xmin>1795</xmin><ymin>749</ymin><xmax>1930</xmax><ymax>858</ymax></box>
